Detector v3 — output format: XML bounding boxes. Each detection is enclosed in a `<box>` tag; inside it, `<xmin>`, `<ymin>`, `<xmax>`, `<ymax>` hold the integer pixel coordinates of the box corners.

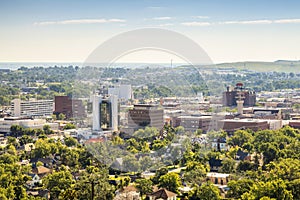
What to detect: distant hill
<box><xmin>213</xmin><ymin>60</ymin><xmax>300</xmax><ymax>73</ymax></box>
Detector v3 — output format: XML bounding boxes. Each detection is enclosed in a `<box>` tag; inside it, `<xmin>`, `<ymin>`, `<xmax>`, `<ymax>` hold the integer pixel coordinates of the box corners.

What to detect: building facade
<box><xmin>54</xmin><ymin>96</ymin><xmax>86</xmax><ymax>119</ymax></box>
<box><xmin>92</xmin><ymin>94</ymin><xmax>118</xmax><ymax>131</ymax></box>
<box><xmin>0</xmin><ymin>117</ymin><xmax>58</xmax><ymax>133</ymax></box>
<box><xmin>173</xmin><ymin>115</ymin><xmax>212</xmax><ymax>132</ymax></box>
<box><xmin>223</xmin><ymin>83</ymin><xmax>256</xmax><ymax>107</ymax></box>
<box><xmin>108</xmin><ymin>85</ymin><xmax>132</xmax><ymax>100</ymax></box>
<box><xmin>11</xmin><ymin>99</ymin><xmax>53</xmax><ymax>118</ymax></box>
<box><xmin>128</xmin><ymin>104</ymin><xmax>164</xmax><ymax>131</ymax></box>
<box><xmin>218</xmin><ymin>119</ymin><xmax>269</xmax><ymax>133</ymax></box>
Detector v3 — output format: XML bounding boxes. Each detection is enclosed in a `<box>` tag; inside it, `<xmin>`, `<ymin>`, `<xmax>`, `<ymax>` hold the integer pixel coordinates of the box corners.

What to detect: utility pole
<box><xmin>91</xmin><ymin>181</ymin><xmax>94</xmax><ymax>200</ymax></box>
<box><xmin>89</xmin><ymin>180</ymin><xmax>99</xmax><ymax>200</ymax></box>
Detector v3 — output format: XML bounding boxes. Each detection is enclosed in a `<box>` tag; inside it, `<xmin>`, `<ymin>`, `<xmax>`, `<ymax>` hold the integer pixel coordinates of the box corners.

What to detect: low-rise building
<box><xmin>207</xmin><ymin>172</ymin><xmax>230</xmax><ymax>185</ymax></box>
<box><xmin>173</xmin><ymin>115</ymin><xmax>212</xmax><ymax>132</ymax></box>
<box><xmin>0</xmin><ymin>117</ymin><xmax>58</xmax><ymax>134</ymax></box>
<box><xmin>218</xmin><ymin>119</ymin><xmax>269</xmax><ymax>133</ymax></box>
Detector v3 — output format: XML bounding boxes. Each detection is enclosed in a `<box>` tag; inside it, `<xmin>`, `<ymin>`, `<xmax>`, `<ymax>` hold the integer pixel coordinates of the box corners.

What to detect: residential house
<box><xmin>146</xmin><ymin>188</ymin><xmax>177</xmax><ymax>200</ymax></box>
<box><xmin>27</xmin><ymin>173</ymin><xmax>41</xmax><ymax>188</ymax></box>
<box><xmin>114</xmin><ymin>185</ymin><xmax>141</xmax><ymax>200</ymax></box>
<box><xmin>207</xmin><ymin>172</ymin><xmax>230</xmax><ymax>185</ymax></box>
<box><xmin>212</xmin><ymin>138</ymin><xmax>228</xmax><ymax>151</ymax></box>
<box><xmin>32</xmin><ymin>166</ymin><xmax>52</xmax><ymax>178</ymax></box>
<box><xmin>209</xmin><ymin>158</ymin><xmax>222</xmax><ymax>172</ymax></box>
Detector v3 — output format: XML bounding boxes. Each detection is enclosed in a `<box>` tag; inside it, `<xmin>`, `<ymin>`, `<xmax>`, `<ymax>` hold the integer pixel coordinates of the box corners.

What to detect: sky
<box><xmin>1</xmin><ymin>0</ymin><xmax>300</xmax><ymax>64</ymax></box>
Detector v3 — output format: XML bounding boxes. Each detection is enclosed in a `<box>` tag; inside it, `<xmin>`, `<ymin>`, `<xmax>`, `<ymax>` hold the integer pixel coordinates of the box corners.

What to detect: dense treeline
<box><xmin>1</xmin><ymin>66</ymin><xmax>300</xmax><ymax>106</ymax></box>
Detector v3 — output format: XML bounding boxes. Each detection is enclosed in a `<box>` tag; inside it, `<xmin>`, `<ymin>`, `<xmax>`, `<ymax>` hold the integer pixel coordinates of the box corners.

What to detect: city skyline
<box><xmin>1</xmin><ymin>0</ymin><xmax>300</xmax><ymax>63</ymax></box>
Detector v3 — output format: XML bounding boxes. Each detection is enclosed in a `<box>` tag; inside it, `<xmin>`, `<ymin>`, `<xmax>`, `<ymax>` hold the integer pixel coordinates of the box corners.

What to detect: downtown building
<box><xmin>11</xmin><ymin>99</ymin><xmax>53</xmax><ymax>118</ymax></box>
<box><xmin>54</xmin><ymin>96</ymin><xmax>86</xmax><ymax>119</ymax></box>
<box><xmin>91</xmin><ymin>94</ymin><xmax>118</xmax><ymax>132</ymax></box>
<box><xmin>223</xmin><ymin>83</ymin><xmax>256</xmax><ymax>107</ymax></box>
<box><xmin>173</xmin><ymin>115</ymin><xmax>212</xmax><ymax>133</ymax></box>
<box><xmin>128</xmin><ymin>104</ymin><xmax>164</xmax><ymax>131</ymax></box>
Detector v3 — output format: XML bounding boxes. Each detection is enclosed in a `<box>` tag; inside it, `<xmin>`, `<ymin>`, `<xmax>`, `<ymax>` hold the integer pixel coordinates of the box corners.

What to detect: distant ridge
<box><xmin>213</xmin><ymin>61</ymin><xmax>300</xmax><ymax>73</ymax></box>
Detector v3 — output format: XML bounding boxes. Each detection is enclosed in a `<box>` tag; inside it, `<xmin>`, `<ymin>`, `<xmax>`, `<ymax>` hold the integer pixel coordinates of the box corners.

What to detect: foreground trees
<box><xmin>189</xmin><ymin>182</ymin><xmax>221</xmax><ymax>200</ymax></box>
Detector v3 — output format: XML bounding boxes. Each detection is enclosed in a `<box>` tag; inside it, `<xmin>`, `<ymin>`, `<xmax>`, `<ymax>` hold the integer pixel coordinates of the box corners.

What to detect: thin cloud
<box><xmin>34</xmin><ymin>18</ymin><xmax>126</xmax><ymax>25</ymax></box>
<box><xmin>181</xmin><ymin>21</ymin><xmax>211</xmax><ymax>26</ymax></box>
<box><xmin>274</xmin><ymin>18</ymin><xmax>300</xmax><ymax>24</ymax></box>
<box><xmin>152</xmin><ymin>16</ymin><xmax>173</xmax><ymax>20</ymax></box>
<box><xmin>192</xmin><ymin>16</ymin><xmax>210</xmax><ymax>19</ymax></box>
<box><xmin>220</xmin><ymin>18</ymin><xmax>300</xmax><ymax>25</ymax></box>
<box><xmin>220</xmin><ymin>20</ymin><xmax>272</xmax><ymax>25</ymax></box>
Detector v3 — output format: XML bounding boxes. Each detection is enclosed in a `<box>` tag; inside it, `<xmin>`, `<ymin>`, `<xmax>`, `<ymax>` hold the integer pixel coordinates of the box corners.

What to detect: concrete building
<box><xmin>0</xmin><ymin>117</ymin><xmax>58</xmax><ymax>134</ymax></box>
<box><xmin>128</xmin><ymin>104</ymin><xmax>164</xmax><ymax>131</ymax></box>
<box><xmin>108</xmin><ymin>85</ymin><xmax>133</xmax><ymax>100</ymax></box>
<box><xmin>11</xmin><ymin>99</ymin><xmax>53</xmax><ymax>118</ymax></box>
<box><xmin>92</xmin><ymin>94</ymin><xmax>118</xmax><ymax>132</ymax></box>
<box><xmin>173</xmin><ymin>115</ymin><xmax>212</xmax><ymax>132</ymax></box>
<box><xmin>223</xmin><ymin>83</ymin><xmax>256</xmax><ymax>107</ymax></box>
<box><xmin>54</xmin><ymin>96</ymin><xmax>86</xmax><ymax>119</ymax></box>
<box><xmin>218</xmin><ymin>119</ymin><xmax>269</xmax><ymax>133</ymax></box>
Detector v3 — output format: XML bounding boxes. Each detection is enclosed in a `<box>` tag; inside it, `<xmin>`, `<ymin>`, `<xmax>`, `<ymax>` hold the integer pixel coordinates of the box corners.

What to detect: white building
<box><xmin>0</xmin><ymin>117</ymin><xmax>58</xmax><ymax>133</ymax></box>
<box><xmin>91</xmin><ymin>94</ymin><xmax>118</xmax><ymax>132</ymax></box>
<box><xmin>11</xmin><ymin>99</ymin><xmax>53</xmax><ymax>118</ymax></box>
<box><xmin>108</xmin><ymin>85</ymin><xmax>132</xmax><ymax>100</ymax></box>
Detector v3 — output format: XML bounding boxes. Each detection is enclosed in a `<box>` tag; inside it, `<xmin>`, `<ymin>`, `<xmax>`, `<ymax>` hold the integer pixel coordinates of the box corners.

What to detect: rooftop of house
<box><xmin>33</xmin><ymin>166</ymin><xmax>51</xmax><ymax>175</ymax></box>
<box><xmin>148</xmin><ymin>188</ymin><xmax>177</xmax><ymax>199</ymax></box>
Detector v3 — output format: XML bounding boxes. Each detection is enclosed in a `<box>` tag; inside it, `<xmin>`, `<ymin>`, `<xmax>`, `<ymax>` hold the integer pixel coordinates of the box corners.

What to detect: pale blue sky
<box><xmin>1</xmin><ymin>0</ymin><xmax>300</xmax><ymax>63</ymax></box>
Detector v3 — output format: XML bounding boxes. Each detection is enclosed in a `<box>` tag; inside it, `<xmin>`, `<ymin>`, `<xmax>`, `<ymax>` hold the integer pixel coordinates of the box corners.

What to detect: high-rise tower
<box><xmin>92</xmin><ymin>94</ymin><xmax>118</xmax><ymax>132</ymax></box>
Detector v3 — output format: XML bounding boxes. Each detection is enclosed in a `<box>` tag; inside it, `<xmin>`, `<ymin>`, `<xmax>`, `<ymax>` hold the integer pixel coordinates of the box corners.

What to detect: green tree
<box><xmin>241</xmin><ymin>179</ymin><xmax>293</xmax><ymax>200</ymax></box>
<box><xmin>158</xmin><ymin>172</ymin><xmax>182</xmax><ymax>194</ymax></box>
<box><xmin>267</xmin><ymin>158</ymin><xmax>300</xmax><ymax>181</ymax></box>
<box><xmin>58</xmin><ymin>113</ymin><xmax>66</xmax><ymax>120</ymax></box>
<box><xmin>136</xmin><ymin>179</ymin><xmax>153</xmax><ymax>197</ymax></box>
<box><xmin>287</xmin><ymin>179</ymin><xmax>300</xmax><ymax>200</ymax></box>
<box><xmin>43</xmin><ymin>125</ymin><xmax>54</xmax><ymax>135</ymax></box>
<box><xmin>228</xmin><ymin>130</ymin><xmax>253</xmax><ymax>147</ymax></box>
<box><xmin>139</xmin><ymin>156</ymin><xmax>153</xmax><ymax>172</ymax></box>
<box><xmin>74</xmin><ymin>166</ymin><xmax>115</xmax><ymax>200</ymax></box>
<box><xmin>43</xmin><ymin>169</ymin><xmax>74</xmax><ymax>199</ymax></box>
<box><xmin>227</xmin><ymin>179</ymin><xmax>254</xmax><ymax>199</ymax></box>
<box><xmin>64</xmin><ymin>137</ymin><xmax>78</xmax><ymax>147</ymax></box>
<box><xmin>189</xmin><ymin>182</ymin><xmax>221</xmax><ymax>200</ymax></box>
<box><xmin>184</xmin><ymin>162</ymin><xmax>207</xmax><ymax>185</ymax></box>
<box><xmin>220</xmin><ymin>158</ymin><xmax>236</xmax><ymax>173</ymax></box>
<box><xmin>152</xmin><ymin>167</ymin><xmax>168</xmax><ymax>184</ymax></box>
<box><xmin>64</xmin><ymin>123</ymin><xmax>76</xmax><ymax>130</ymax></box>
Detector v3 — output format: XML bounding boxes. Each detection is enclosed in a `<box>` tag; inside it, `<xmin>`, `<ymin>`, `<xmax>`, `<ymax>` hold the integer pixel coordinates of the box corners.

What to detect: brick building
<box><xmin>54</xmin><ymin>96</ymin><xmax>86</xmax><ymax>119</ymax></box>
<box><xmin>218</xmin><ymin>119</ymin><xmax>269</xmax><ymax>133</ymax></box>
<box><xmin>128</xmin><ymin>104</ymin><xmax>164</xmax><ymax>131</ymax></box>
<box><xmin>223</xmin><ymin>83</ymin><xmax>256</xmax><ymax>107</ymax></box>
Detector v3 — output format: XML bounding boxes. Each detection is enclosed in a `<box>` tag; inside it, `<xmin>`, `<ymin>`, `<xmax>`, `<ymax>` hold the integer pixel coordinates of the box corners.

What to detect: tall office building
<box><xmin>11</xmin><ymin>99</ymin><xmax>53</xmax><ymax>118</ymax></box>
<box><xmin>54</xmin><ymin>96</ymin><xmax>86</xmax><ymax>119</ymax></box>
<box><xmin>92</xmin><ymin>94</ymin><xmax>118</xmax><ymax>132</ymax></box>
